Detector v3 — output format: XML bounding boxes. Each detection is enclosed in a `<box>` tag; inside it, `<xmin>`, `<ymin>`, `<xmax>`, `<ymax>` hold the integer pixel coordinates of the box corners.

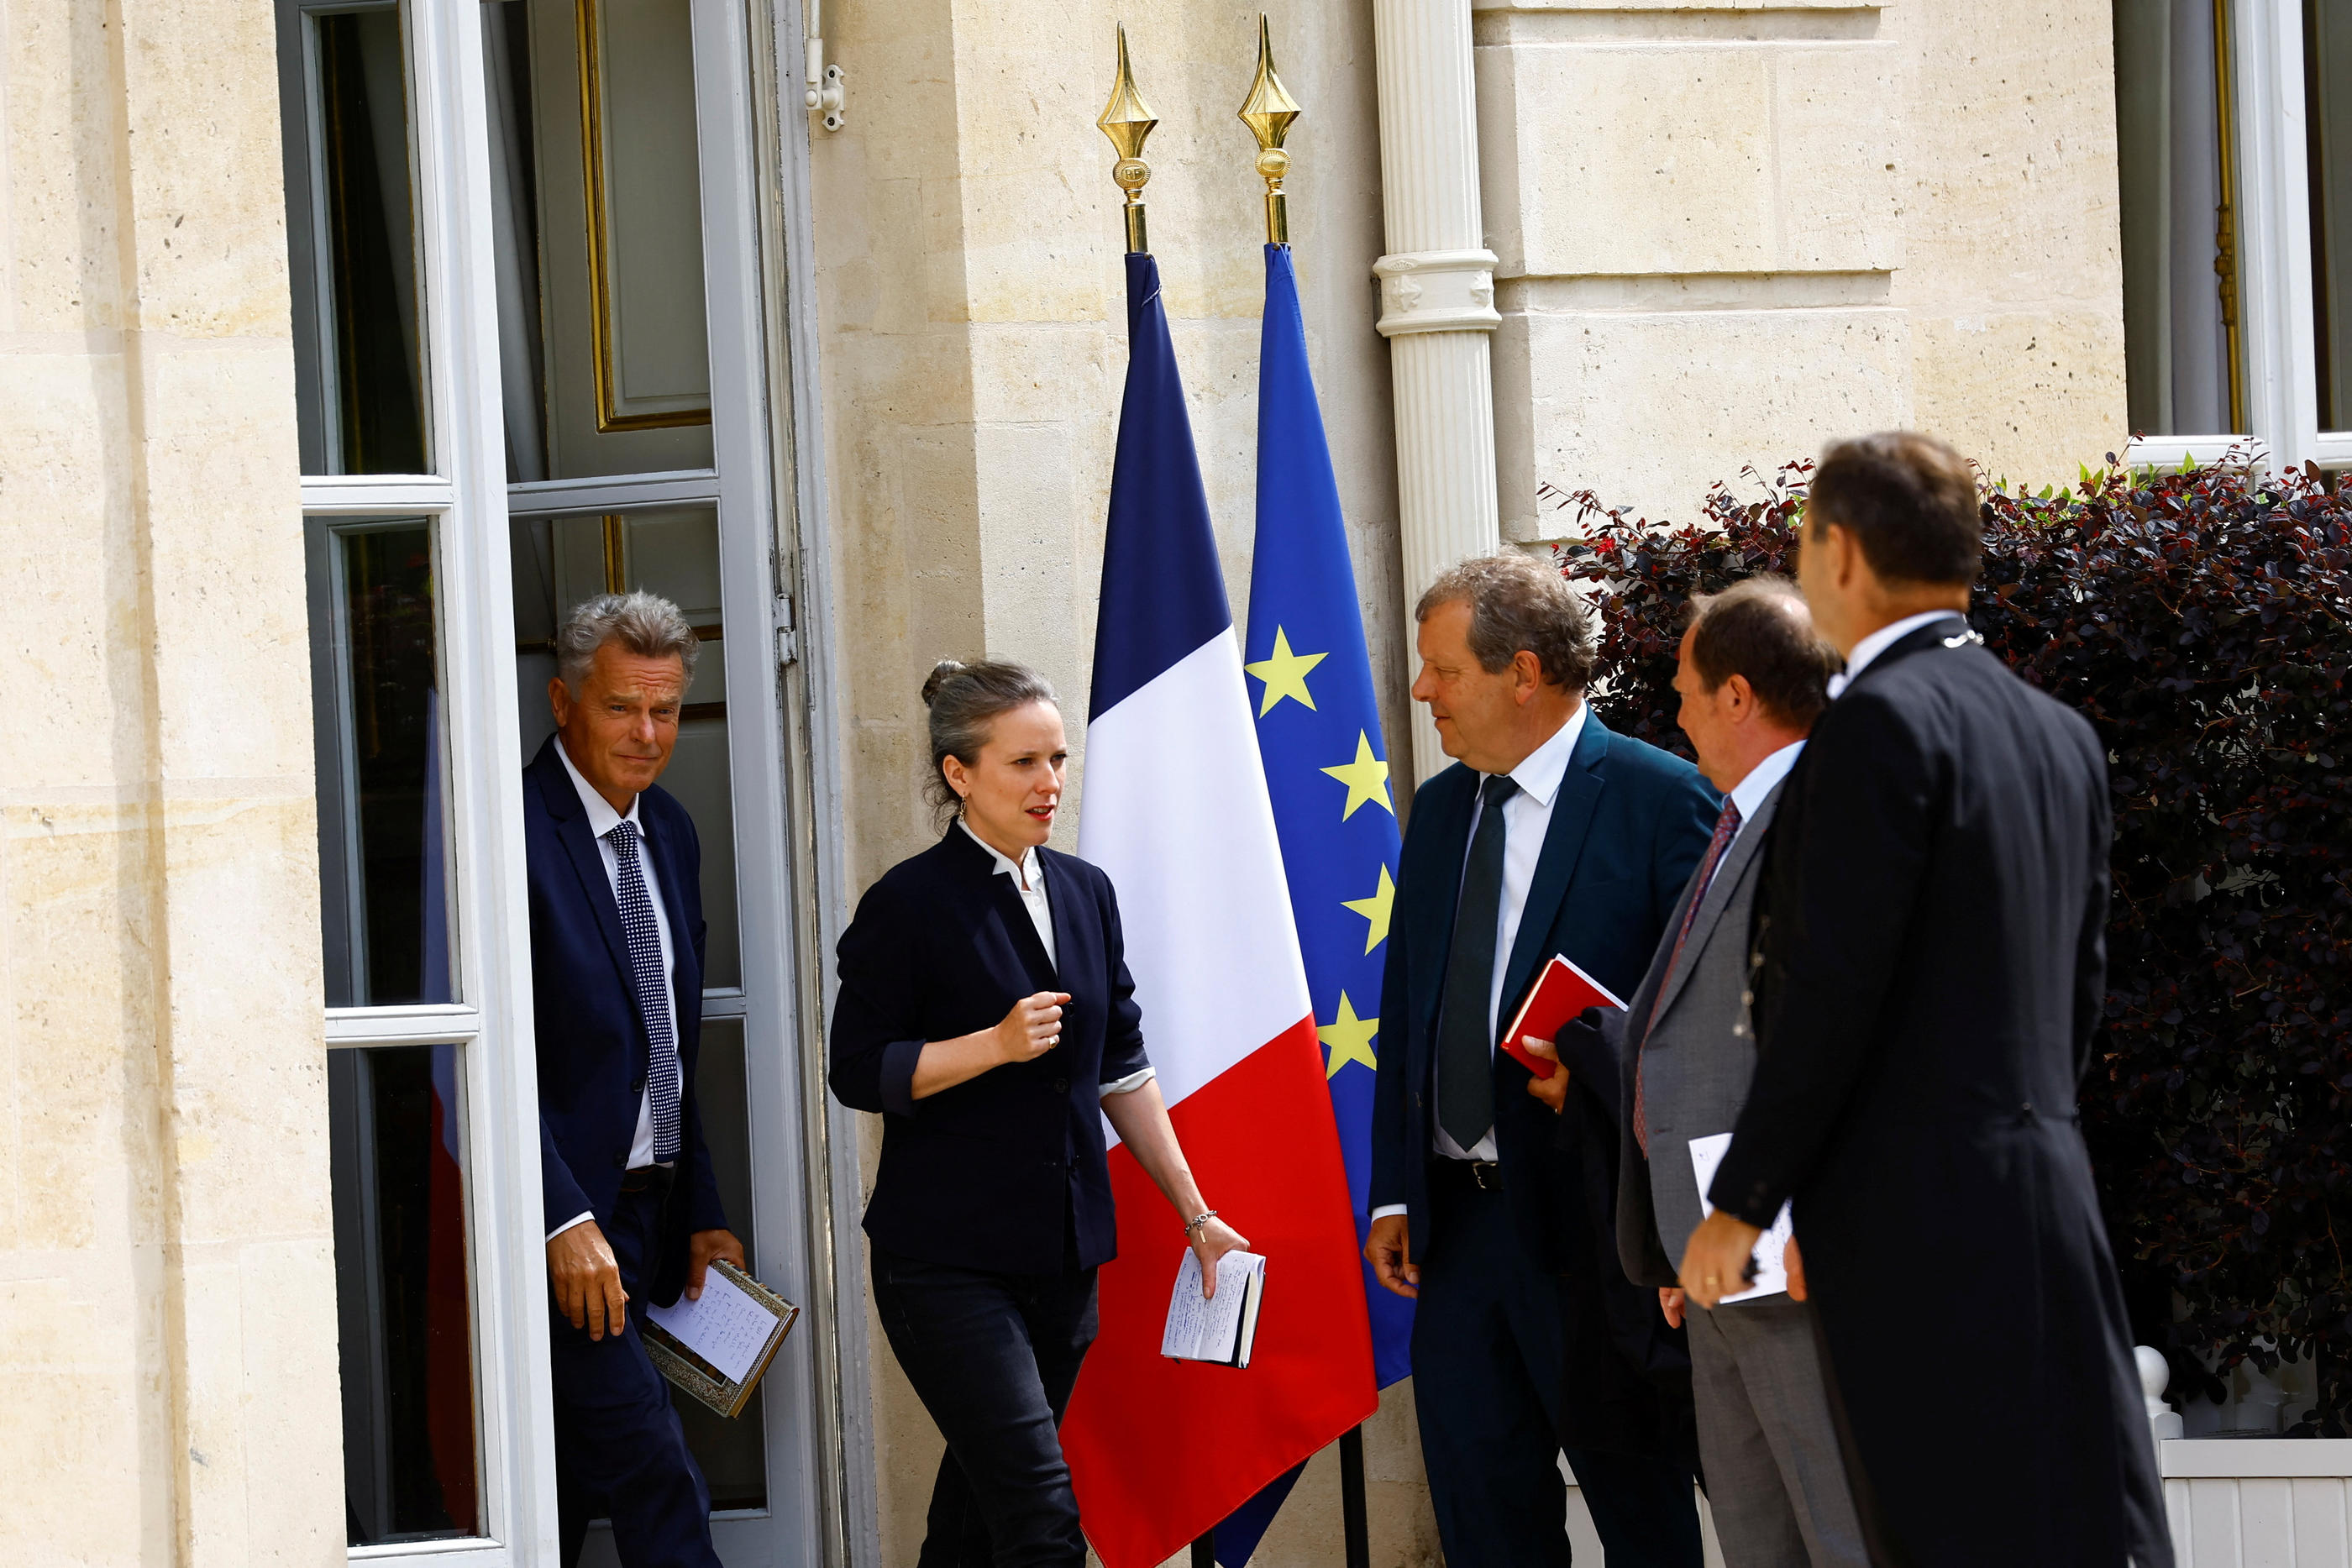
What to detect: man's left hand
<box><xmin>686</xmin><ymin>1228</ymin><xmax>748</xmax><ymax>1300</ymax></box>
<box><xmin>1677</xmin><ymin>1209</ymin><xmax>1762</xmax><ymax>1310</ymax></box>
<box><xmin>1519</xmin><ymin>1037</ymin><xmax>1569</xmax><ymax>1114</ymax></box>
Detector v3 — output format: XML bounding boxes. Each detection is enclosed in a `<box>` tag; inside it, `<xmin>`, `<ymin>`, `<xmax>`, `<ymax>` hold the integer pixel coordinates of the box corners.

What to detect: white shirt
<box><xmin>1377</xmin><ymin>703</ymin><xmax>1588</xmax><ymax>1197</ymax></box>
<box><xmin>1825</xmin><ymin>611</ymin><xmax>1962</xmax><ymax>701</ymax></box>
<box><xmin>547</xmin><ymin>737</ymin><xmax>680</xmax><ymax>1241</ymax></box>
<box><xmin>1723</xmin><ymin>739</ymin><xmax>1805</xmax><ymax>857</ymax></box>
<box><xmin>958</xmin><ymin>821</ymin><xmax>1155</xmax><ymax>1099</ymax></box>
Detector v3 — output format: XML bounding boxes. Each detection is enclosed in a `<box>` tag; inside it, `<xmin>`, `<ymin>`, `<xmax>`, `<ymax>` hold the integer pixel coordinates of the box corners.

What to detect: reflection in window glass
<box><xmin>2308</xmin><ymin>0</ymin><xmax>2352</xmax><ymax>427</ymax></box>
<box><xmin>2114</xmin><ymin>0</ymin><xmax>2243</xmax><ymax>435</ymax></box>
<box><xmin>669</xmin><ymin>1020</ymin><xmax>766</xmax><ymax>1509</ymax></box>
<box><xmin>330</xmin><ymin>1044</ymin><xmax>480</xmax><ymax>1545</ymax></box>
<box><xmin>511</xmin><ymin>508</ymin><xmax>738</xmax><ymax>986</ymax></box>
<box><xmin>307</xmin><ymin>522</ymin><xmax>455</xmax><ymax>1007</ymax></box>
<box><xmin>276</xmin><ymin>0</ymin><xmax>428</xmax><ymax>475</ymax></box>
<box><xmin>491</xmin><ymin>0</ymin><xmax>715</xmax><ymax>480</ymax></box>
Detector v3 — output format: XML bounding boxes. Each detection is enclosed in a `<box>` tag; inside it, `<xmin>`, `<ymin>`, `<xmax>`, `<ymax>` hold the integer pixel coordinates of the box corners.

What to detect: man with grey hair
<box><xmin>1368</xmin><ymin>552</ymin><xmax>1719</xmax><ymax>1566</ymax></box>
<box><xmin>524</xmin><ymin>590</ymin><xmax>743</xmax><ymax>1567</ymax></box>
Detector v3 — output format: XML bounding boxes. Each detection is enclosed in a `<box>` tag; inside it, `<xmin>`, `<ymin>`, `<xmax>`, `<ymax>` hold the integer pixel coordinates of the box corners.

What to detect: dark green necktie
<box><xmin>1437</xmin><ymin>774</ymin><xmax>1518</xmax><ymax>1151</ymax></box>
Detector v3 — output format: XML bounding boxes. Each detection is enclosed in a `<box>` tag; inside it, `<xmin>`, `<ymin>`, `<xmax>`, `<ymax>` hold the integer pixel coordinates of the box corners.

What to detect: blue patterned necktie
<box><xmin>606</xmin><ymin>819</ymin><xmax>681</xmax><ymax>1163</ymax></box>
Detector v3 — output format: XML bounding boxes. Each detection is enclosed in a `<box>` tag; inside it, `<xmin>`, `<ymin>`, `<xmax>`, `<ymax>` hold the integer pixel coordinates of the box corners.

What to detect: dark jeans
<box><xmin>869</xmin><ymin>1245</ymin><xmax>1100</xmax><ymax>1568</ymax></box>
<box><xmin>548</xmin><ymin>1185</ymin><xmax>722</xmax><ymax>1568</ymax></box>
<box><xmin>1411</xmin><ymin>1163</ymin><xmax>1704</xmax><ymax>1568</ymax></box>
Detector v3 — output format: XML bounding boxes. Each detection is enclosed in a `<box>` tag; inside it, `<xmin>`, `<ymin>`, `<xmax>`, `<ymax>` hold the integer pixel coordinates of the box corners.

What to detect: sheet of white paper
<box><xmin>646</xmin><ymin>1269</ymin><xmax>777</xmax><ymax>1385</ymax></box>
<box><xmin>1160</xmin><ymin>1251</ymin><xmax>1263</xmax><ymax>1361</ymax></box>
<box><xmin>1688</xmin><ymin>1132</ymin><xmax>1793</xmax><ymax>1303</ymax></box>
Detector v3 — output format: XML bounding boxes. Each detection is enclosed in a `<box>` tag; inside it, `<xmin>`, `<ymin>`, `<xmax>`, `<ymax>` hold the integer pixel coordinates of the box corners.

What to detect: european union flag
<box><xmin>1210</xmin><ymin>243</ymin><xmax>1413</xmax><ymax>1566</ymax></box>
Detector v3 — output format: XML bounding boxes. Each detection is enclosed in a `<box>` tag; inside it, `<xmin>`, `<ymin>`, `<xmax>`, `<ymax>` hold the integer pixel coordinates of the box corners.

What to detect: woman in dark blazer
<box><xmin>830</xmin><ymin>658</ymin><xmax>1248</xmax><ymax>1568</ymax></box>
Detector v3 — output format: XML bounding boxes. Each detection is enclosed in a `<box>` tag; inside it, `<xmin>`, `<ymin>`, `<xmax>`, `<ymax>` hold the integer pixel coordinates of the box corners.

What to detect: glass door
<box><xmin>487</xmin><ymin>0</ymin><xmax>820</xmax><ymax>1562</ymax></box>
<box><xmin>282</xmin><ymin>0</ymin><xmax>828</xmax><ymax>1562</ymax></box>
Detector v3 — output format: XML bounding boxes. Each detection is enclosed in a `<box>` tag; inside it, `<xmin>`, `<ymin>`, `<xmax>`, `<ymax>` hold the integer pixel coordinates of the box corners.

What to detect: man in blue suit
<box><xmin>1368</xmin><ymin>553</ymin><xmax>1717</xmax><ymax>1566</ymax></box>
<box><xmin>526</xmin><ymin>591</ymin><xmax>742</xmax><ymax>1568</ymax></box>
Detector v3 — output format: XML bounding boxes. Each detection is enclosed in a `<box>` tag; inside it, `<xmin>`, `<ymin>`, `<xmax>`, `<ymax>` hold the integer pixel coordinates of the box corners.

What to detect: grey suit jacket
<box><xmin>1608</xmin><ymin>779</ymin><xmax>1785</xmax><ymax>1288</ymax></box>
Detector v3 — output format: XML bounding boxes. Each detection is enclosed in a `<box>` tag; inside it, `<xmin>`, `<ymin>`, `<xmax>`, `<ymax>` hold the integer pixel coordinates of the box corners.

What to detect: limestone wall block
<box><xmin>1477</xmin><ymin>26</ymin><xmax>1898</xmax><ymax>280</ymax></box>
<box><xmin>1495</xmin><ymin>297</ymin><xmax>1912</xmax><ymax>534</ymax></box>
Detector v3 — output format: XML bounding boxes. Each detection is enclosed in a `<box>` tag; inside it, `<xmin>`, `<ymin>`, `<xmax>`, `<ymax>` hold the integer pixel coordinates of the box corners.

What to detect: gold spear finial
<box><xmin>1236</xmin><ymin>14</ymin><xmax>1301</xmax><ymax>245</ymax></box>
<box><xmin>1099</xmin><ymin>24</ymin><xmax>1158</xmax><ymax>254</ymax></box>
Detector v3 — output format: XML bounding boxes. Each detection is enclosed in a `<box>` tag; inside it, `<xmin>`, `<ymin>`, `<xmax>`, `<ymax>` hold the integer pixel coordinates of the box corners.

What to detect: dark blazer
<box><xmin>1370</xmin><ymin>712</ymin><xmax>1719</xmax><ymax>1451</ymax></box>
<box><xmin>830</xmin><ymin>826</ymin><xmax>1152</xmax><ymax>1276</ymax></box>
<box><xmin>1714</xmin><ymin>616</ymin><xmax>2173</xmax><ymax>1567</ymax></box>
<box><xmin>524</xmin><ymin>736</ymin><xmax>728</xmax><ymax>1309</ymax></box>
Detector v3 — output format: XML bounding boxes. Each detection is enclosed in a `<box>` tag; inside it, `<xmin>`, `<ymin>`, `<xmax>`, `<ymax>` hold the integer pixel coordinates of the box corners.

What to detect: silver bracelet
<box><xmin>1183</xmin><ymin>1209</ymin><xmax>1219</xmax><ymax>1237</ymax></box>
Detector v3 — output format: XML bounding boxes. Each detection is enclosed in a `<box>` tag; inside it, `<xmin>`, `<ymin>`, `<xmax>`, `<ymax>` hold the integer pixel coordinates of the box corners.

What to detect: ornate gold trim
<box><xmin>2213</xmin><ymin>0</ymin><xmax>2248</xmax><ymax>434</ymax></box>
<box><xmin>575</xmin><ymin>0</ymin><xmax>711</xmax><ymax>434</ymax></box>
<box><xmin>601</xmin><ymin>513</ymin><xmax>627</xmax><ymax>590</ymax></box>
<box><xmin>1236</xmin><ymin>16</ymin><xmax>1300</xmax><ymax>247</ymax></box>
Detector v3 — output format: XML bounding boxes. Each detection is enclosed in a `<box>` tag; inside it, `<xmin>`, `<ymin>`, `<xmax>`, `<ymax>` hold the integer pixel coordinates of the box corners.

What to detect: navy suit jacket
<box><xmin>524</xmin><ymin>737</ymin><xmax>727</xmax><ymax>1308</ymax></box>
<box><xmin>829</xmin><ymin>826</ymin><xmax>1152</xmax><ymax>1275</ymax></box>
<box><xmin>1370</xmin><ymin>711</ymin><xmax>1718</xmax><ymax>1450</ymax></box>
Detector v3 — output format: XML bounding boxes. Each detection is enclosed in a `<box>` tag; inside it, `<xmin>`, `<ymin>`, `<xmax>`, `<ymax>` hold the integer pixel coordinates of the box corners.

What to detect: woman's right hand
<box><xmin>995</xmin><ymin>991</ymin><xmax>1070</xmax><ymax>1065</ymax></box>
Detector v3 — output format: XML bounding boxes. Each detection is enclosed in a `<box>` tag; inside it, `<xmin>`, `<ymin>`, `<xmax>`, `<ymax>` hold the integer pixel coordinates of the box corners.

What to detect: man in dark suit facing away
<box><xmin>1367</xmin><ymin>553</ymin><xmax>1719</xmax><ymax>1567</ymax></box>
<box><xmin>1536</xmin><ymin>578</ymin><xmax>1865</xmax><ymax>1567</ymax></box>
<box><xmin>1680</xmin><ymin>433</ymin><xmax>2173</xmax><ymax>1567</ymax></box>
<box><xmin>526</xmin><ymin>590</ymin><xmax>743</xmax><ymax>1568</ymax></box>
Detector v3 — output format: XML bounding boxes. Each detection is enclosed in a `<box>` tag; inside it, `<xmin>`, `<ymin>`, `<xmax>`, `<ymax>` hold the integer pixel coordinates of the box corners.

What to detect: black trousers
<box><xmin>549</xmin><ymin>1185</ymin><xmax>722</xmax><ymax>1568</ymax></box>
<box><xmin>1410</xmin><ymin>1162</ymin><xmax>1704</xmax><ymax>1567</ymax></box>
<box><xmin>870</xmin><ymin>1245</ymin><xmax>1100</xmax><ymax>1568</ymax></box>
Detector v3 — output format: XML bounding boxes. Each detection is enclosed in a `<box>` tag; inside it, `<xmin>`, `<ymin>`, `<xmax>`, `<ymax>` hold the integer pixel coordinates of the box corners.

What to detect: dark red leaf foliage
<box><xmin>1546</xmin><ymin>460</ymin><xmax>2352</xmax><ymax>1434</ymax></box>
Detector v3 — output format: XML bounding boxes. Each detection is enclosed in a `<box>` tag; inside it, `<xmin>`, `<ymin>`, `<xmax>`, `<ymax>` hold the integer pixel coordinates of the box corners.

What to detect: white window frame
<box><xmin>294</xmin><ymin>0</ymin><xmax>861</xmax><ymax>1563</ymax></box>
<box><xmin>297</xmin><ymin>0</ymin><xmax>559</xmax><ymax>1559</ymax></box>
<box><xmin>2129</xmin><ymin>0</ymin><xmax>2330</xmax><ymax>472</ymax></box>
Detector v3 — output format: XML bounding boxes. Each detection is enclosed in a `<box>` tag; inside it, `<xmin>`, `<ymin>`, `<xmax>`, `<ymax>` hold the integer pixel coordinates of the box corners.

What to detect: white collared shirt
<box><xmin>958</xmin><ymin>821</ymin><xmax>1154</xmax><ymax>1099</ymax></box>
<box><xmin>1826</xmin><ymin>611</ymin><xmax>1963</xmax><ymax>700</ymax></box>
<box><xmin>1723</xmin><ymin>739</ymin><xmax>1804</xmax><ymax>857</ymax></box>
<box><xmin>1440</xmin><ymin>702</ymin><xmax>1588</xmax><ymax>1164</ymax></box>
<box><xmin>547</xmin><ymin>737</ymin><xmax>680</xmax><ymax>1241</ymax></box>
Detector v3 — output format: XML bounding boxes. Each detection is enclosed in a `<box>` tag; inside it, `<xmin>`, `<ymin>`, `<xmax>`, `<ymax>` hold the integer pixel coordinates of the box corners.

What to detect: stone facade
<box><xmin>0</xmin><ymin>0</ymin><xmax>343</xmax><ymax>1563</ymax></box>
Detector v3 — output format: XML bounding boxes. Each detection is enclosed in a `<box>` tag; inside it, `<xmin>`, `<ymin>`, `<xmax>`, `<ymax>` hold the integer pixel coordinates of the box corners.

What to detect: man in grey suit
<box><xmin>1531</xmin><ymin>577</ymin><xmax>1863</xmax><ymax>1567</ymax></box>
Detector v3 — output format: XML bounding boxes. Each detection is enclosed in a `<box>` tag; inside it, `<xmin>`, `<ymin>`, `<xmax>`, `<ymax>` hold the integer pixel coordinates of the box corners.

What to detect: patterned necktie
<box><xmin>606</xmin><ymin>819</ymin><xmax>681</xmax><ymax>1163</ymax></box>
<box><xmin>1633</xmin><ymin>795</ymin><xmax>1742</xmax><ymax>1156</ymax></box>
<box><xmin>1436</xmin><ymin>774</ymin><xmax>1520</xmax><ymax>1153</ymax></box>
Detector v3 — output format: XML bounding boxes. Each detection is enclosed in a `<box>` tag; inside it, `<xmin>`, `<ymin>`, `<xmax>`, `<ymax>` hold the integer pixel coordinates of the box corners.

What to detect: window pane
<box><xmin>512</xmin><ymin>508</ymin><xmax>738</xmax><ymax>986</ymax></box>
<box><xmin>2309</xmin><ymin>0</ymin><xmax>2352</xmax><ymax>427</ymax></box>
<box><xmin>669</xmin><ymin>1018</ymin><xmax>766</xmax><ymax>1510</ymax></box>
<box><xmin>2114</xmin><ymin>0</ymin><xmax>2243</xmax><ymax>435</ymax></box>
<box><xmin>307</xmin><ymin>520</ymin><xmax>456</xmax><ymax>1007</ymax></box>
<box><xmin>491</xmin><ymin>0</ymin><xmax>715</xmax><ymax>481</ymax></box>
<box><xmin>330</xmin><ymin>1044</ymin><xmax>480</xmax><ymax>1545</ymax></box>
<box><xmin>276</xmin><ymin>0</ymin><xmax>429</xmax><ymax>475</ymax></box>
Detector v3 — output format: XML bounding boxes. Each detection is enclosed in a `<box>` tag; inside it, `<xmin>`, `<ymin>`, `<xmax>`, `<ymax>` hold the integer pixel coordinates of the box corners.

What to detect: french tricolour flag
<box><xmin>1060</xmin><ymin>252</ymin><xmax>1376</xmax><ymax>1568</ymax></box>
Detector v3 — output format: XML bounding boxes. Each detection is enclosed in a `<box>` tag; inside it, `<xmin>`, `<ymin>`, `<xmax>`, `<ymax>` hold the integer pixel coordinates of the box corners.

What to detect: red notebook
<box><xmin>1499</xmin><ymin>955</ymin><xmax>1628</xmax><ymax>1079</ymax></box>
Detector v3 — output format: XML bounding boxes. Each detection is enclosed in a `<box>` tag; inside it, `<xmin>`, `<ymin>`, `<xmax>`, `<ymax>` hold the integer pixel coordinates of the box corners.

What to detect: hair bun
<box><xmin>921</xmin><ymin>658</ymin><xmax>968</xmax><ymax>708</ymax></box>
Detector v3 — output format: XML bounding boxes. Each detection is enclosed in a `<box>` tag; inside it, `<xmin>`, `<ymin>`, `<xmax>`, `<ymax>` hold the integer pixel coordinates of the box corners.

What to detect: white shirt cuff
<box><xmin>1099</xmin><ymin>1067</ymin><xmax>1156</xmax><ymax>1098</ymax></box>
<box><xmin>547</xmin><ymin>1210</ymin><xmax>596</xmax><ymax>1241</ymax></box>
<box><xmin>1369</xmin><ymin>1204</ymin><xmax>1408</xmax><ymax>1220</ymax></box>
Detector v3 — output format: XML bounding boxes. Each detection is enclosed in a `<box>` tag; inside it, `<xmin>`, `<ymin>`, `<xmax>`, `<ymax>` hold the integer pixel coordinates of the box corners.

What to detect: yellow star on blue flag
<box><xmin>1245</xmin><ymin>627</ymin><xmax>1328</xmax><ymax>716</ymax></box>
<box><xmin>1320</xmin><ymin>731</ymin><xmax>1394</xmax><ymax>821</ymax></box>
<box><xmin>1317</xmin><ymin>992</ymin><xmax>1379</xmax><ymax>1078</ymax></box>
<box><xmin>1341</xmin><ymin>865</ymin><xmax>1395</xmax><ymax>955</ymax></box>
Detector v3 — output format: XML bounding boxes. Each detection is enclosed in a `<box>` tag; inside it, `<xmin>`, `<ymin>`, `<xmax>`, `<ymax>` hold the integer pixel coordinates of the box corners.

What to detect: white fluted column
<box><xmin>1372</xmin><ymin>0</ymin><xmax>1501</xmax><ymax>784</ymax></box>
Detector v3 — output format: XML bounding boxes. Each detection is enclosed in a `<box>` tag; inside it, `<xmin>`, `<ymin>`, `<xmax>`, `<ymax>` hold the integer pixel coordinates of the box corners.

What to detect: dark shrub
<box><xmin>1546</xmin><ymin>459</ymin><xmax>2352</xmax><ymax>1434</ymax></box>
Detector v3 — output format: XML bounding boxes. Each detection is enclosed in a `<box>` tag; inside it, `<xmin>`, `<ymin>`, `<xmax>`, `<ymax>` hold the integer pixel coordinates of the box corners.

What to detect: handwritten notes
<box><xmin>1160</xmin><ymin>1251</ymin><xmax>1267</xmax><ymax>1367</ymax></box>
<box><xmin>646</xmin><ymin>1268</ymin><xmax>781</xmax><ymax>1385</ymax></box>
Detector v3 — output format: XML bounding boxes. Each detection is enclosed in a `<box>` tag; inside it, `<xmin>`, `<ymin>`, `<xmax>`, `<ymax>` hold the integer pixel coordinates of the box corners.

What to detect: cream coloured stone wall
<box><xmin>0</xmin><ymin>0</ymin><xmax>341</xmax><ymax>1563</ymax></box>
<box><xmin>1476</xmin><ymin>0</ymin><xmax>2127</xmax><ymax>536</ymax></box>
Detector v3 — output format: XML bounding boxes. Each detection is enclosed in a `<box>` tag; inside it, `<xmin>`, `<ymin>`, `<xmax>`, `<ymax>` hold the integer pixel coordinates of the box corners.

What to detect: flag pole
<box><xmin>1236</xmin><ymin>13</ymin><xmax>1299</xmax><ymax>246</ymax></box>
<box><xmin>1098</xmin><ymin>23</ymin><xmax>1158</xmax><ymax>253</ymax></box>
